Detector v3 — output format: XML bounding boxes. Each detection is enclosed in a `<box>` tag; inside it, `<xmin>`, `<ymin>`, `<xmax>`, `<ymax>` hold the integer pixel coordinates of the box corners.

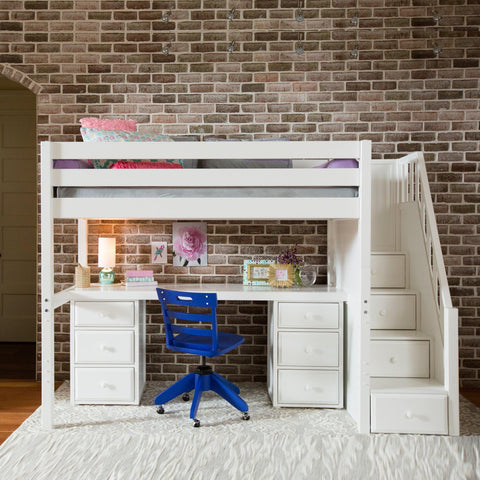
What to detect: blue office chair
<box><xmin>155</xmin><ymin>288</ymin><xmax>250</xmax><ymax>427</ymax></box>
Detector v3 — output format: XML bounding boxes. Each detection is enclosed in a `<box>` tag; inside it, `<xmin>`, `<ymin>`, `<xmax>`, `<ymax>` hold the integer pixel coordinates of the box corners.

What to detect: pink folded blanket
<box><xmin>111</xmin><ymin>161</ymin><xmax>183</xmax><ymax>169</ymax></box>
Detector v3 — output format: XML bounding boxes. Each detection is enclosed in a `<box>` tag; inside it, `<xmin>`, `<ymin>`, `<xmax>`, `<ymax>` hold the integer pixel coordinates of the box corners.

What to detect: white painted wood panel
<box><xmin>74</xmin><ymin>367</ymin><xmax>135</xmax><ymax>403</ymax></box>
<box><xmin>74</xmin><ymin>330</ymin><xmax>134</xmax><ymax>364</ymax></box>
<box><xmin>278</xmin><ymin>302</ymin><xmax>339</xmax><ymax>329</ymax></box>
<box><xmin>278</xmin><ymin>332</ymin><xmax>339</xmax><ymax>367</ymax></box>
<box><xmin>74</xmin><ymin>301</ymin><xmax>135</xmax><ymax>327</ymax></box>
<box><xmin>371</xmin><ymin>160</ymin><xmax>397</xmax><ymax>252</ymax></box>
<box><xmin>371</xmin><ymin>253</ymin><xmax>406</xmax><ymax>289</ymax></box>
<box><xmin>370</xmin><ymin>293</ymin><xmax>416</xmax><ymax>330</ymax></box>
<box><xmin>371</xmin><ymin>393</ymin><xmax>448</xmax><ymax>434</ymax></box>
<box><xmin>370</xmin><ymin>340</ymin><xmax>430</xmax><ymax>377</ymax></box>
<box><xmin>277</xmin><ymin>370</ymin><xmax>339</xmax><ymax>405</ymax></box>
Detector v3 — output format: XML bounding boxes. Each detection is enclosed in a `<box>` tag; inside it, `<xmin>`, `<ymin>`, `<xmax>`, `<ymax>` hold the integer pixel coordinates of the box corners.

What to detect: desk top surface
<box><xmin>65</xmin><ymin>283</ymin><xmax>347</xmax><ymax>303</ymax></box>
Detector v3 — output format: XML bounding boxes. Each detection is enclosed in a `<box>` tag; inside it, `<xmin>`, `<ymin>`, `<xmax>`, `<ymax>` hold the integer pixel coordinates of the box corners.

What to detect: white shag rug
<box><xmin>1</xmin><ymin>382</ymin><xmax>480</xmax><ymax>480</ymax></box>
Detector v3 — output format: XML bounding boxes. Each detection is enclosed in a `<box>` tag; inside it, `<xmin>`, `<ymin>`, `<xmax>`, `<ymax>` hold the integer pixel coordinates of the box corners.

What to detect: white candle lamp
<box><xmin>98</xmin><ymin>237</ymin><xmax>116</xmax><ymax>285</ymax></box>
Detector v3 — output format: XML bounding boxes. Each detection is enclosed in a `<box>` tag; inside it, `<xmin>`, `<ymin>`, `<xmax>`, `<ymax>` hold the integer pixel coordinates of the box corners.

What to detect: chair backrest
<box><xmin>156</xmin><ymin>288</ymin><xmax>219</xmax><ymax>356</ymax></box>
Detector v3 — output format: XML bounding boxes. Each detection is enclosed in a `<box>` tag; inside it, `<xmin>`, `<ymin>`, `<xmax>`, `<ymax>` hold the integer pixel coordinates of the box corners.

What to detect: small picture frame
<box><xmin>243</xmin><ymin>259</ymin><xmax>274</xmax><ymax>285</ymax></box>
<box><xmin>268</xmin><ymin>263</ymin><xmax>294</xmax><ymax>288</ymax></box>
<box><xmin>151</xmin><ymin>241</ymin><xmax>168</xmax><ymax>264</ymax></box>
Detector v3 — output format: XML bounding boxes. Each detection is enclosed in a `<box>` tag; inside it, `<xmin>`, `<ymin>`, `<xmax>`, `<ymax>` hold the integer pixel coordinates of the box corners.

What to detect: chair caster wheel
<box><xmin>193</xmin><ymin>419</ymin><xmax>200</xmax><ymax>428</ymax></box>
<box><xmin>182</xmin><ymin>393</ymin><xmax>190</xmax><ymax>402</ymax></box>
<box><xmin>156</xmin><ymin>406</ymin><xmax>165</xmax><ymax>414</ymax></box>
<box><xmin>242</xmin><ymin>412</ymin><xmax>250</xmax><ymax>421</ymax></box>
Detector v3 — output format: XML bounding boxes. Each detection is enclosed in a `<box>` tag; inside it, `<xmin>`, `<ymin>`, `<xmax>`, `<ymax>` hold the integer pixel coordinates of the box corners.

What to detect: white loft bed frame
<box><xmin>40</xmin><ymin>140</ymin><xmax>372</xmax><ymax>432</ymax></box>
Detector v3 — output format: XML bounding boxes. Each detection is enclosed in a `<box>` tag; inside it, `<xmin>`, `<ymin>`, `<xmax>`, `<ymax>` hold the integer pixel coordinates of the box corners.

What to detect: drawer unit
<box><xmin>74</xmin><ymin>301</ymin><xmax>135</xmax><ymax>327</ymax></box>
<box><xmin>371</xmin><ymin>392</ymin><xmax>448</xmax><ymax>434</ymax></box>
<box><xmin>71</xmin><ymin>300</ymin><xmax>145</xmax><ymax>405</ymax></box>
<box><xmin>277</xmin><ymin>370</ymin><xmax>339</xmax><ymax>405</ymax></box>
<box><xmin>269</xmin><ymin>301</ymin><xmax>344</xmax><ymax>409</ymax></box>
<box><xmin>278</xmin><ymin>302</ymin><xmax>339</xmax><ymax>329</ymax></box>
<box><xmin>370</xmin><ymin>339</ymin><xmax>430</xmax><ymax>378</ymax></box>
<box><xmin>371</xmin><ymin>293</ymin><xmax>416</xmax><ymax>330</ymax></box>
<box><xmin>74</xmin><ymin>330</ymin><xmax>134</xmax><ymax>364</ymax></box>
<box><xmin>371</xmin><ymin>253</ymin><xmax>406</xmax><ymax>289</ymax></box>
<box><xmin>278</xmin><ymin>331</ymin><xmax>339</xmax><ymax>367</ymax></box>
<box><xmin>74</xmin><ymin>367</ymin><xmax>135</xmax><ymax>404</ymax></box>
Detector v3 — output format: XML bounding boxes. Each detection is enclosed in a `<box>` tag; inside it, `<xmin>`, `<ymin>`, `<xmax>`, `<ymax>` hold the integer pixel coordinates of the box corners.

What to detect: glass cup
<box><xmin>299</xmin><ymin>264</ymin><xmax>317</xmax><ymax>287</ymax></box>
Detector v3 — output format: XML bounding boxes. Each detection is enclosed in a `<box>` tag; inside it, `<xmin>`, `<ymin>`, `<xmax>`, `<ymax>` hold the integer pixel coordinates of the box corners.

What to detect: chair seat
<box><xmin>171</xmin><ymin>331</ymin><xmax>244</xmax><ymax>357</ymax></box>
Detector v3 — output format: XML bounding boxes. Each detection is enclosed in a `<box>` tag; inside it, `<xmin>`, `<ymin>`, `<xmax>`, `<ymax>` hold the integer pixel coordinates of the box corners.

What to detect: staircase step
<box><xmin>370</xmin><ymin>378</ymin><xmax>448</xmax><ymax>434</ymax></box>
<box><xmin>371</xmin><ymin>252</ymin><xmax>407</xmax><ymax>289</ymax></box>
<box><xmin>371</xmin><ymin>290</ymin><xmax>417</xmax><ymax>330</ymax></box>
<box><xmin>370</xmin><ymin>330</ymin><xmax>431</xmax><ymax>378</ymax></box>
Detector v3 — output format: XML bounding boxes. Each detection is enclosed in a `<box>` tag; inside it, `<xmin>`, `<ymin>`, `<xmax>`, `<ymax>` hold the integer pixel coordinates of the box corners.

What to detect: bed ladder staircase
<box><xmin>369</xmin><ymin>154</ymin><xmax>459</xmax><ymax>435</ymax></box>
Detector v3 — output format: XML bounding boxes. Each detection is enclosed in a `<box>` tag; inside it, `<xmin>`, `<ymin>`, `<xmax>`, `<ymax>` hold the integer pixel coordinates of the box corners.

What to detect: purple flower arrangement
<box><xmin>277</xmin><ymin>245</ymin><xmax>303</xmax><ymax>286</ymax></box>
<box><xmin>276</xmin><ymin>245</ymin><xmax>301</xmax><ymax>268</ymax></box>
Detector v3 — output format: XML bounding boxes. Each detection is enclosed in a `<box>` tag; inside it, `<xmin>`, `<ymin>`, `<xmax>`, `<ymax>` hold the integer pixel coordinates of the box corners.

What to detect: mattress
<box><xmin>56</xmin><ymin>187</ymin><xmax>359</xmax><ymax>198</ymax></box>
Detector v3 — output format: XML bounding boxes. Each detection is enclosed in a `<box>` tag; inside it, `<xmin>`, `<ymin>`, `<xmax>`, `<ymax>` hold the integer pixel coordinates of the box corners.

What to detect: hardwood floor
<box><xmin>0</xmin><ymin>342</ymin><xmax>39</xmax><ymax>445</ymax></box>
<box><xmin>0</xmin><ymin>379</ymin><xmax>42</xmax><ymax>445</ymax></box>
<box><xmin>1</xmin><ymin>342</ymin><xmax>479</xmax><ymax>446</ymax></box>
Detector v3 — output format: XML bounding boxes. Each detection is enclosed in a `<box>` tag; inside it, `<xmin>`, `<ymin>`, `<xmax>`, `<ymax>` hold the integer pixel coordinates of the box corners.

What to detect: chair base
<box><xmin>154</xmin><ymin>364</ymin><xmax>248</xmax><ymax>423</ymax></box>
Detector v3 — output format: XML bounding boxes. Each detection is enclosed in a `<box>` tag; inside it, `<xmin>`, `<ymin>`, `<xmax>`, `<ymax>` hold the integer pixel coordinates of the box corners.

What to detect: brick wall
<box><xmin>0</xmin><ymin>0</ymin><xmax>479</xmax><ymax>386</ymax></box>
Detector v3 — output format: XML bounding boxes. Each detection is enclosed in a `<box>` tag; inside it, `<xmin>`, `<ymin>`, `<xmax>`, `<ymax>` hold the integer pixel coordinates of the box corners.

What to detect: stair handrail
<box><xmin>398</xmin><ymin>152</ymin><xmax>453</xmax><ymax>312</ymax></box>
<box><xmin>398</xmin><ymin>151</ymin><xmax>459</xmax><ymax>435</ymax></box>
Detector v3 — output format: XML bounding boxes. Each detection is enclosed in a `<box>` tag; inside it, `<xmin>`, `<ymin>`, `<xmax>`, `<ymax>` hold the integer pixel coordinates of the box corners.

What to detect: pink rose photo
<box><xmin>172</xmin><ymin>222</ymin><xmax>207</xmax><ymax>266</ymax></box>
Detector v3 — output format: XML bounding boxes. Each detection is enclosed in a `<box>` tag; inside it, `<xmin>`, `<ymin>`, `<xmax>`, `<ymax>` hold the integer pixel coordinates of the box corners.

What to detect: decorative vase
<box><xmin>294</xmin><ymin>267</ymin><xmax>302</xmax><ymax>286</ymax></box>
<box><xmin>299</xmin><ymin>264</ymin><xmax>317</xmax><ymax>287</ymax></box>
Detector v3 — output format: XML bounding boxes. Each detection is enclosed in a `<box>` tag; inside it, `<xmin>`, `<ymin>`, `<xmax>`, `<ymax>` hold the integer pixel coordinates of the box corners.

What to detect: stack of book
<box><xmin>125</xmin><ymin>270</ymin><xmax>157</xmax><ymax>287</ymax></box>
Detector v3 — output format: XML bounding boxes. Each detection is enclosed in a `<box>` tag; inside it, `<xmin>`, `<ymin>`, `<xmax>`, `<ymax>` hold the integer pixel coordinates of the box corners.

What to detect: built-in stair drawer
<box><xmin>370</xmin><ymin>340</ymin><xmax>430</xmax><ymax>378</ymax></box>
<box><xmin>371</xmin><ymin>253</ymin><xmax>406</xmax><ymax>289</ymax></box>
<box><xmin>74</xmin><ymin>330</ymin><xmax>134</xmax><ymax>364</ymax></box>
<box><xmin>278</xmin><ymin>303</ymin><xmax>339</xmax><ymax>329</ymax></box>
<box><xmin>277</xmin><ymin>369</ymin><xmax>339</xmax><ymax>405</ymax></box>
<box><xmin>371</xmin><ymin>294</ymin><xmax>416</xmax><ymax>330</ymax></box>
<box><xmin>371</xmin><ymin>392</ymin><xmax>448</xmax><ymax>434</ymax></box>
<box><xmin>74</xmin><ymin>367</ymin><xmax>135</xmax><ymax>403</ymax></box>
<box><xmin>74</xmin><ymin>301</ymin><xmax>135</xmax><ymax>327</ymax></box>
<box><xmin>278</xmin><ymin>332</ymin><xmax>339</xmax><ymax>367</ymax></box>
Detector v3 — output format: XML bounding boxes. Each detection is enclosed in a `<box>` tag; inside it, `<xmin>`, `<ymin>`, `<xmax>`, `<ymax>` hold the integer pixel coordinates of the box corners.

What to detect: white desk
<box><xmin>67</xmin><ymin>283</ymin><xmax>346</xmax><ymax>408</ymax></box>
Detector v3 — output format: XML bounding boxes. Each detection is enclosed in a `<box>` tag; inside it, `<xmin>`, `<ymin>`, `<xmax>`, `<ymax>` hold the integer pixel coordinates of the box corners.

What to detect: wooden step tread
<box><xmin>370</xmin><ymin>330</ymin><xmax>430</xmax><ymax>341</ymax></box>
<box><xmin>370</xmin><ymin>377</ymin><xmax>446</xmax><ymax>394</ymax></box>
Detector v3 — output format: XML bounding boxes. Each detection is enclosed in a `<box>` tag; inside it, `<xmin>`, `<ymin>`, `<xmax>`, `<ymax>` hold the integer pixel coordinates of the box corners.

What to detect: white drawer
<box><xmin>278</xmin><ymin>369</ymin><xmax>339</xmax><ymax>405</ymax></box>
<box><xmin>371</xmin><ymin>393</ymin><xmax>448</xmax><ymax>434</ymax></box>
<box><xmin>370</xmin><ymin>340</ymin><xmax>430</xmax><ymax>377</ymax></box>
<box><xmin>371</xmin><ymin>294</ymin><xmax>416</xmax><ymax>330</ymax></box>
<box><xmin>74</xmin><ymin>367</ymin><xmax>135</xmax><ymax>403</ymax></box>
<box><xmin>75</xmin><ymin>301</ymin><xmax>135</xmax><ymax>327</ymax></box>
<box><xmin>371</xmin><ymin>253</ymin><xmax>406</xmax><ymax>289</ymax></box>
<box><xmin>74</xmin><ymin>330</ymin><xmax>134</xmax><ymax>364</ymax></box>
<box><xmin>278</xmin><ymin>332</ymin><xmax>338</xmax><ymax>367</ymax></box>
<box><xmin>278</xmin><ymin>303</ymin><xmax>339</xmax><ymax>329</ymax></box>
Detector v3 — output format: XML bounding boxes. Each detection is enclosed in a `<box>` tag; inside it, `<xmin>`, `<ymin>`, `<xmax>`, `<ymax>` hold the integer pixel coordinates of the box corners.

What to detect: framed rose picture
<box><xmin>268</xmin><ymin>263</ymin><xmax>294</xmax><ymax>288</ymax></box>
<box><xmin>172</xmin><ymin>222</ymin><xmax>207</xmax><ymax>267</ymax></box>
<box><xmin>243</xmin><ymin>259</ymin><xmax>274</xmax><ymax>286</ymax></box>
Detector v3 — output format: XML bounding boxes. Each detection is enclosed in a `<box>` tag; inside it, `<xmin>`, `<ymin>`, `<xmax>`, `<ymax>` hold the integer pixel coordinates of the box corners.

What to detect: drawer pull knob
<box><xmin>379</xmin><ymin>309</ymin><xmax>386</xmax><ymax>316</ymax></box>
<box><xmin>405</xmin><ymin>410</ymin><xmax>413</xmax><ymax>419</ymax></box>
<box><xmin>305</xmin><ymin>346</ymin><xmax>313</xmax><ymax>354</ymax></box>
<box><xmin>100</xmin><ymin>381</ymin><xmax>114</xmax><ymax>390</ymax></box>
<box><xmin>304</xmin><ymin>312</ymin><xmax>320</xmax><ymax>321</ymax></box>
<box><xmin>304</xmin><ymin>384</ymin><xmax>311</xmax><ymax>392</ymax></box>
<box><xmin>100</xmin><ymin>344</ymin><xmax>113</xmax><ymax>352</ymax></box>
<box><xmin>389</xmin><ymin>357</ymin><xmax>396</xmax><ymax>364</ymax></box>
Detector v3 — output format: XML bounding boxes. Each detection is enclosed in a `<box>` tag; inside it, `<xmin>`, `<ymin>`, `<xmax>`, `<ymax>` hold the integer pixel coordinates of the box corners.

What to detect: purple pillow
<box><xmin>53</xmin><ymin>159</ymin><xmax>93</xmax><ymax>169</ymax></box>
<box><xmin>317</xmin><ymin>158</ymin><xmax>358</xmax><ymax>169</ymax></box>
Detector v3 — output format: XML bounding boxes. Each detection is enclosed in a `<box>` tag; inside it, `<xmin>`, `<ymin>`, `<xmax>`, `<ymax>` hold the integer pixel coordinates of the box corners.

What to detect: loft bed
<box><xmin>40</xmin><ymin>140</ymin><xmax>372</xmax><ymax>432</ymax></box>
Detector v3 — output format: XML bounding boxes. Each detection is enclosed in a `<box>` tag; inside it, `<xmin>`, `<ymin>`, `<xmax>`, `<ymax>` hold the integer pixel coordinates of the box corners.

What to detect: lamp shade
<box><xmin>98</xmin><ymin>237</ymin><xmax>116</xmax><ymax>268</ymax></box>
